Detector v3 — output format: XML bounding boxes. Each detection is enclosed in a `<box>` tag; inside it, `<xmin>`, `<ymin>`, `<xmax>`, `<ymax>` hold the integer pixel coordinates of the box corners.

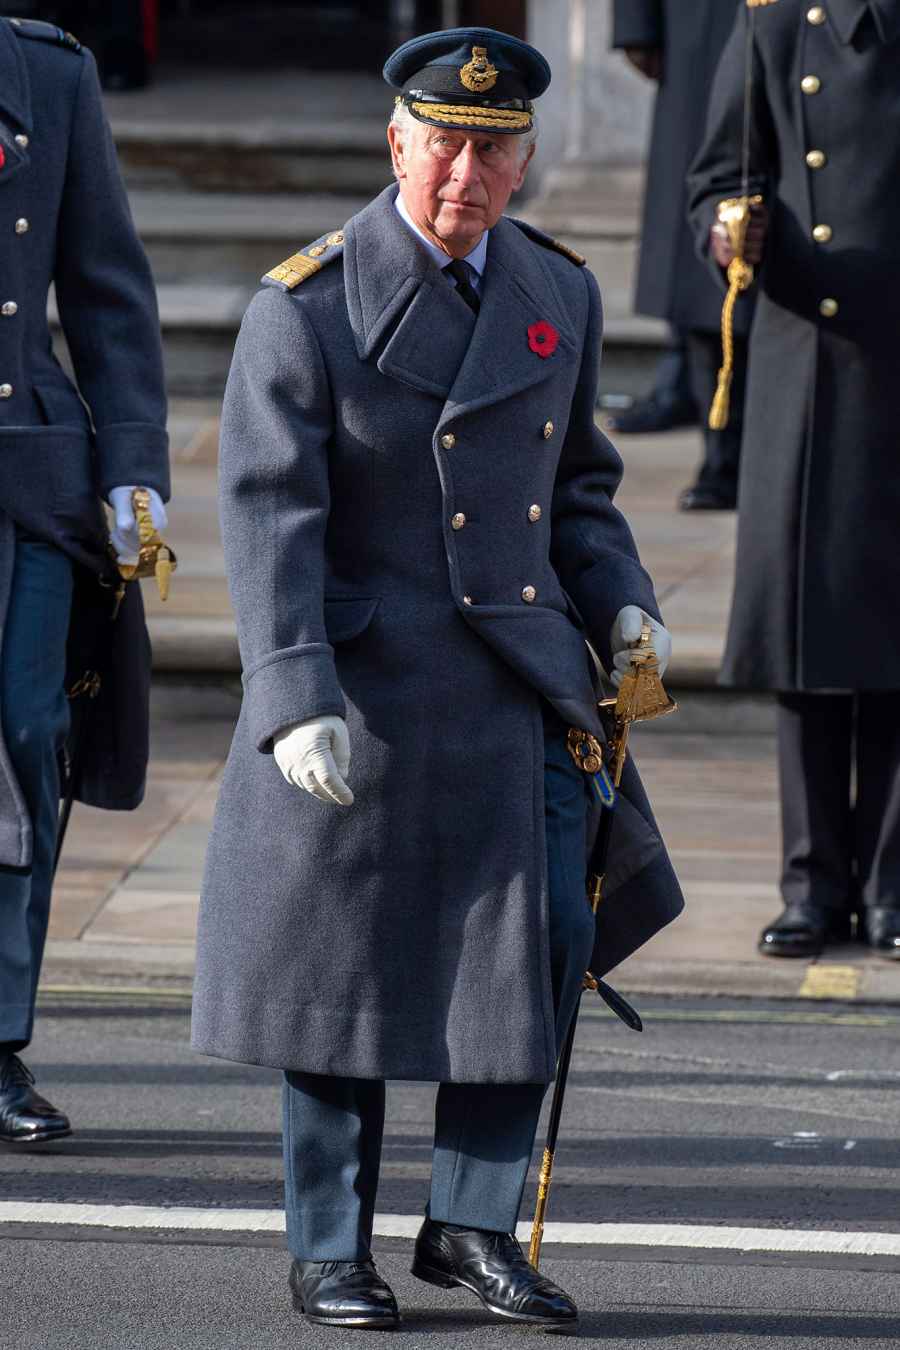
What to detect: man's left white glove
<box><xmin>610</xmin><ymin>605</ymin><xmax>672</xmax><ymax>689</ymax></box>
<box><xmin>108</xmin><ymin>485</ymin><xmax>168</xmax><ymax>565</ymax></box>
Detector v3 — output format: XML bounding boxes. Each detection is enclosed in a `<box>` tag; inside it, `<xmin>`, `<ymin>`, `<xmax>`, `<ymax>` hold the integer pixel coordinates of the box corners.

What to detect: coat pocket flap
<box><xmin>323</xmin><ymin>596</ymin><xmax>381</xmax><ymax>644</ymax></box>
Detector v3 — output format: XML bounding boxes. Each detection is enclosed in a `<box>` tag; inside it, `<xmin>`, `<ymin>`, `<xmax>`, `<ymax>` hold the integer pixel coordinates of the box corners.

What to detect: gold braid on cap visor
<box><xmin>409</xmin><ymin>100</ymin><xmax>533</xmax><ymax>130</ymax></box>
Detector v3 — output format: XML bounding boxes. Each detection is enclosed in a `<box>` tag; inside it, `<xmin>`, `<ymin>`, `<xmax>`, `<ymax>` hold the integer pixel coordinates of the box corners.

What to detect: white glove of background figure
<box><xmin>108</xmin><ymin>485</ymin><xmax>168</xmax><ymax>566</ymax></box>
<box><xmin>610</xmin><ymin>605</ymin><xmax>672</xmax><ymax>689</ymax></box>
<box><xmin>274</xmin><ymin>716</ymin><xmax>354</xmax><ymax>806</ymax></box>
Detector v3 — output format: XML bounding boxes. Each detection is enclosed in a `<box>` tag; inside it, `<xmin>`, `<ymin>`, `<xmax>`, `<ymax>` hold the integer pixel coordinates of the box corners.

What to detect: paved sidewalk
<box><xmin>39</xmin><ymin>411</ymin><xmax>897</xmax><ymax>1002</ymax></box>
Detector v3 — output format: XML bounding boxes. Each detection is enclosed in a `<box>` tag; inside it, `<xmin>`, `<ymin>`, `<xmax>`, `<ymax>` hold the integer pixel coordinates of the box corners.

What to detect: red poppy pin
<box><xmin>527</xmin><ymin>320</ymin><xmax>558</xmax><ymax>358</ymax></box>
<box><xmin>0</xmin><ymin>147</ymin><xmax>5</xmax><ymax>170</ymax></box>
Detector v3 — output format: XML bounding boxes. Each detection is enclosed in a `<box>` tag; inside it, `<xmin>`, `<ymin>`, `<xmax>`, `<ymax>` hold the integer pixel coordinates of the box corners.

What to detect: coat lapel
<box><xmin>443</xmin><ymin>215</ymin><xmax>578</xmax><ymax>424</ymax></box>
<box><xmin>343</xmin><ymin>184</ymin><xmax>475</xmax><ymax>400</ymax></box>
<box><xmin>0</xmin><ymin>21</ymin><xmax>32</xmax><ymax>134</ymax></box>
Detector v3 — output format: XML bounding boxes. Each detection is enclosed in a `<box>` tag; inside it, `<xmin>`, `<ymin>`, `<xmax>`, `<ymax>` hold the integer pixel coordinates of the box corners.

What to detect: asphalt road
<box><xmin>2</xmin><ymin>991</ymin><xmax>899</xmax><ymax>1349</ymax></box>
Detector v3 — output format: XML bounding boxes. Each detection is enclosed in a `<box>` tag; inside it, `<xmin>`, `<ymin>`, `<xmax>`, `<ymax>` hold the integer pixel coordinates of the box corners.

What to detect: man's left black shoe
<box><xmin>0</xmin><ymin>1054</ymin><xmax>71</xmax><ymax>1144</ymax></box>
<box><xmin>289</xmin><ymin>1258</ymin><xmax>400</xmax><ymax>1329</ymax></box>
<box><xmin>863</xmin><ymin>908</ymin><xmax>900</xmax><ymax>959</ymax></box>
<box><xmin>411</xmin><ymin>1219</ymin><xmax>577</xmax><ymax>1327</ymax></box>
<box><xmin>677</xmin><ymin>484</ymin><xmax>737</xmax><ymax>511</ymax></box>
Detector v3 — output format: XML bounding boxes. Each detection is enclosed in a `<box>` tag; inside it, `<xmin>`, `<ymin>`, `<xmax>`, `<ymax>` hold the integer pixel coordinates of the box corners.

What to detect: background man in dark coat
<box><xmin>689</xmin><ymin>0</ymin><xmax>900</xmax><ymax>960</ymax></box>
<box><xmin>612</xmin><ymin>0</ymin><xmax>752</xmax><ymax>509</ymax></box>
<box><xmin>0</xmin><ymin>18</ymin><xmax>170</xmax><ymax>1144</ymax></box>
<box><xmin>193</xmin><ymin>27</ymin><xmax>681</xmax><ymax>1332</ymax></box>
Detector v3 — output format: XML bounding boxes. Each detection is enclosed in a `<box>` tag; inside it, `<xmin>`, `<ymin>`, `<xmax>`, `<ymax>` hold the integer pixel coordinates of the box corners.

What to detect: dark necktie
<box><xmin>445</xmin><ymin>259</ymin><xmax>481</xmax><ymax>316</ymax></box>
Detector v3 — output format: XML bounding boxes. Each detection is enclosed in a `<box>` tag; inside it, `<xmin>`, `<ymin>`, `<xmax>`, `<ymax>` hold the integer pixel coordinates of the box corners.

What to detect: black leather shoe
<box><xmin>758</xmin><ymin>905</ymin><xmax>853</xmax><ymax>958</ymax></box>
<box><xmin>0</xmin><ymin>1055</ymin><xmax>71</xmax><ymax>1144</ymax></box>
<box><xmin>289</xmin><ymin>1258</ymin><xmax>399</xmax><ymax>1329</ymax></box>
<box><xmin>677</xmin><ymin>484</ymin><xmax>737</xmax><ymax>511</ymax></box>
<box><xmin>605</xmin><ymin>393</ymin><xmax>697</xmax><ymax>435</ymax></box>
<box><xmin>863</xmin><ymin>908</ymin><xmax>900</xmax><ymax>960</ymax></box>
<box><xmin>412</xmin><ymin>1219</ymin><xmax>577</xmax><ymax>1328</ymax></box>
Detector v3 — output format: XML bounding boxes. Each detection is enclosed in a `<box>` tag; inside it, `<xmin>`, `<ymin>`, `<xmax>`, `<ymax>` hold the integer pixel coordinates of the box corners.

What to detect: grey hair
<box><xmin>389</xmin><ymin>100</ymin><xmax>538</xmax><ymax>163</ymax></box>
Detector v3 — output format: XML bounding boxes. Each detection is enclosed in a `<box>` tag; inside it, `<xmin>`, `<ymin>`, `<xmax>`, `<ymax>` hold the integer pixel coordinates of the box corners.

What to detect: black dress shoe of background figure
<box><xmin>863</xmin><ymin>907</ymin><xmax>900</xmax><ymax>959</ymax></box>
<box><xmin>0</xmin><ymin>1054</ymin><xmax>71</xmax><ymax>1144</ymax></box>
<box><xmin>606</xmin><ymin>391</ymin><xmax>698</xmax><ymax>435</ymax></box>
<box><xmin>758</xmin><ymin>905</ymin><xmax>853</xmax><ymax>959</ymax></box>
<box><xmin>289</xmin><ymin>1258</ymin><xmax>400</xmax><ymax>1329</ymax></box>
<box><xmin>678</xmin><ymin>484</ymin><xmax>738</xmax><ymax>512</ymax></box>
<box><xmin>412</xmin><ymin>1219</ymin><xmax>578</xmax><ymax>1327</ymax></box>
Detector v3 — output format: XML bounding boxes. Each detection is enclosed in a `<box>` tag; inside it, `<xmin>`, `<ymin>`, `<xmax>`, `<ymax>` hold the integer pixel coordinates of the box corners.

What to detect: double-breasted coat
<box><xmin>689</xmin><ymin>0</ymin><xmax>900</xmax><ymax>690</ymax></box>
<box><xmin>0</xmin><ymin>18</ymin><xmax>170</xmax><ymax>864</ymax></box>
<box><xmin>612</xmin><ymin>0</ymin><xmax>749</xmax><ymax>333</ymax></box>
<box><xmin>192</xmin><ymin>185</ymin><xmax>683</xmax><ymax>1085</ymax></box>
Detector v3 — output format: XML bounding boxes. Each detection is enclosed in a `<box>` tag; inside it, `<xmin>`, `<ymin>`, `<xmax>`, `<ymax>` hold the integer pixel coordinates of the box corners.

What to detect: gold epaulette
<box><xmin>262</xmin><ymin>230</ymin><xmax>345</xmax><ymax>291</ymax></box>
<box><xmin>509</xmin><ymin>217</ymin><xmax>586</xmax><ymax>267</ymax></box>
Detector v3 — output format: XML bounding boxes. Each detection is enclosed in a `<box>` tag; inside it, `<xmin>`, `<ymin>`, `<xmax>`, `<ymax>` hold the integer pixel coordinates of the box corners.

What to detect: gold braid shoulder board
<box><xmin>262</xmin><ymin>230</ymin><xmax>346</xmax><ymax>291</ymax></box>
<box><xmin>508</xmin><ymin>217</ymin><xmax>586</xmax><ymax>267</ymax></box>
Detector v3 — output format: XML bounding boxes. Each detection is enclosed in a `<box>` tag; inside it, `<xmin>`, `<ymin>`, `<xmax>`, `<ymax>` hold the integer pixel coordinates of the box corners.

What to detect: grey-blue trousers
<box><xmin>282</xmin><ymin>707</ymin><xmax>595</xmax><ymax>1260</ymax></box>
<box><xmin>0</xmin><ymin>537</ymin><xmax>73</xmax><ymax>1050</ymax></box>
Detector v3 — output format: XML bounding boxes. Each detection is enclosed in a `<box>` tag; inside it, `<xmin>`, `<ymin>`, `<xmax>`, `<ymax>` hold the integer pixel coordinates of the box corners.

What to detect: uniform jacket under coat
<box><xmin>688</xmin><ymin>0</ymin><xmax>900</xmax><ymax>691</ymax></box>
<box><xmin>192</xmin><ymin>185</ymin><xmax>683</xmax><ymax>1084</ymax></box>
<box><xmin>612</xmin><ymin>0</ymin><xmax>751</xmax><ymax>333</ymax></box>
<box><xmin>0</xmin><ymin>18</ymin><xmax>170</xmax><ymax>866</ymax></box>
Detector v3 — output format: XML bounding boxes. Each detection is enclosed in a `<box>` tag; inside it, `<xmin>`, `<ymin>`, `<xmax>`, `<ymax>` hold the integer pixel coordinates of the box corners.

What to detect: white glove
<box><xmin>274</xmin><ymin>716</ymin><xmax>354</xmax><ymax>807</ymax></box>
<box><xmin>610</xmin><ymin>605</ymin><xmax>672</xmax><ymax>689</ymax></box>
<box><xmin>108</xmin><ymin>485</ymin><xmax>168</xmax><ymax>565</ymax></box>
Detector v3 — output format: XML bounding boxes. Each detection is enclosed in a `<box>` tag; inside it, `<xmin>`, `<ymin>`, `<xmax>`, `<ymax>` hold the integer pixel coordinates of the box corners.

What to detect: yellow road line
<box><xmin>799</xmin><ymin>965</ymin><xmax>861</xmax><ymax>1001</ymax></box>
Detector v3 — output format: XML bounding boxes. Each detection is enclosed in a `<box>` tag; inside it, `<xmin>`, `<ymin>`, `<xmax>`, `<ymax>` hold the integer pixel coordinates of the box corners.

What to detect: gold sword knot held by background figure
<box><xmin>709</xmin><ymin>194</ymin><xmax>763</xmax><ymax>430</ymax></box>
<box><xmin>116</xmin><ymin>488</ymin><xmax>178</xmax><ymax>601</ymax></box>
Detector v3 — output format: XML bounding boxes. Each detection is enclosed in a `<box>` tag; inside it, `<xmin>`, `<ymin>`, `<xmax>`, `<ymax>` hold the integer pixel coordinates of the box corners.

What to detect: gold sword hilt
<box><xmin>116</xmin><ymin>488</ymin><xmax>178</xmax><ymax>601</ymax></box>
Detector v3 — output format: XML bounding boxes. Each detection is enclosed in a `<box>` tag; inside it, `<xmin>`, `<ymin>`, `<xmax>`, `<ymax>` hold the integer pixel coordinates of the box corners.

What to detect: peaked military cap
<box><xmin>384</xmin><ymin>27</ymin><xmax>550</xmax><ymax>135</ymax></box>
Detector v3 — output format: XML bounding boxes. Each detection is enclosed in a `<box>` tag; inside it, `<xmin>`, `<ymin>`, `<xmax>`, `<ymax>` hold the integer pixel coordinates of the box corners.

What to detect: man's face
<box><xmin>388</xmin><ymin>120</ymin><xmax>534</xmax><ymax>258</ymax></box>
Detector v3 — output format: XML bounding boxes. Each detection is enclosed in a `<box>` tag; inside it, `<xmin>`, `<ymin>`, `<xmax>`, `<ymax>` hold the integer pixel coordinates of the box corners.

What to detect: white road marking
<box><xmin>2</xmin><ymin>1203</ymin><xmax>900</xmax><ymax>1257</ymax></box>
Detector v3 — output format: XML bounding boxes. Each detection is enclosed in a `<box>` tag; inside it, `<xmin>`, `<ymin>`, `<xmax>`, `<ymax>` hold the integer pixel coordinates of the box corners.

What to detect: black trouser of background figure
<box><xmin>685</xmin><ymin>330</ymin><xmax>748</xmax><ymax>505</ymax></box>
<box><xmin>778</xmin><ymin>692</ymin><xmax>900</xmax><ymax>940</ymax></box>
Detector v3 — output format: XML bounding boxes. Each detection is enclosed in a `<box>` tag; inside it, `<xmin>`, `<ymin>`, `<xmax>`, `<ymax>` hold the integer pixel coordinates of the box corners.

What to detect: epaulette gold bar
<box><xmin>264</xmin><ymin>253</ymin><xmax>323</xmax><ymax>289</ymax></box>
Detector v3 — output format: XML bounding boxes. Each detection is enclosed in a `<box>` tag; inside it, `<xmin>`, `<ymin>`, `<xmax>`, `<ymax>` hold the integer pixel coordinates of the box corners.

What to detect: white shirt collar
<box><xmin>394</xmin><ymin>192</ymin><xmax>488</xmax><ymax>279</ymax></box>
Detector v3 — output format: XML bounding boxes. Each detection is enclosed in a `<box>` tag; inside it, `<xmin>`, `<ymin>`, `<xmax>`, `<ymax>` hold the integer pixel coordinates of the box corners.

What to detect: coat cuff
<box><xmin>242</xmin><ymin>644</ymin><xmax>346</xmax><ymax>752</ymax></box>
<box><xmin>95</xmin><ymin>423</ymin><xmax>171</xmax><ymax>502</ymax></box>
<box><xmin>576</xmin><ymin>558</ymin><xmax>662</xmax><ymax>673</ymax></box>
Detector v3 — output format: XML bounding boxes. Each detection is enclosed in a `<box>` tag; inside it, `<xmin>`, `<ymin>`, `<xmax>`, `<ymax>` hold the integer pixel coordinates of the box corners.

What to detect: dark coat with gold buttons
<box><xmin>0</xmin><ymin>18</ymin><xmax>170</xmax><ymax>865</ymax></box>
<box><xmin>192</xmin><ymin>183</ymin><xmax>683</xmax><ymax>1084</ymax></box>
<box><xmin>689</xmin><ymin>0</ymin><xmax>900</xmax><ymax>691</ymax></box>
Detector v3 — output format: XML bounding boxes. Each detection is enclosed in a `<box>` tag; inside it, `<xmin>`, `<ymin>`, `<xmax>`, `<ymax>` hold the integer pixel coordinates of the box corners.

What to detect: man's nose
<box><xmin>452</xmin><ymin>143</ymin><xmax>482</xmax><ymax>188</ymax></box>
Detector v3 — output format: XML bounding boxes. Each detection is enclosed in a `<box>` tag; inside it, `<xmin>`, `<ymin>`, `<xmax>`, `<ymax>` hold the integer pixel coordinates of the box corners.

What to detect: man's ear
<box><xmin>387</xmin><ymin>123</ymin><xmax>406</xmax><ymax>179</ymax></box>
<box><xmin>512</xmin><ymin>142</ymin><xmax>535</xmax><ymax>193</ymax></box>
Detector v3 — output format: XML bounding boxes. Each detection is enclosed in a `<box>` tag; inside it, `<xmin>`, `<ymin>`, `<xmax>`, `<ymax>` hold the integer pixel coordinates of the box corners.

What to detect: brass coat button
<box><xmin>451</xmin><ymin>513</ymin><xmax>466</xmax><ymax>531</ymax></box>
<box><xmin>462</xmin><ymin>595</ymin><xmax>473</xmax><ymax>606</ymax></box>
<box><xmin>542</xmin><ymin>420</ymin><xmax>554</xmax><ymax>439</ymax></box>
<box><xmin>801</xmin><ymin>75</ymin><xmax>821</xmax><ymax>95</ymax></box>
<box><xmin>14</xmin><ymin>134</ymin><xmax>28</xmax><ymax>148</ymax></box>
<box><xmin>812</xmin><ymin>224</ymin><xmax>833</xmax><ymax>243</ymax></box>
<box><xmin>0</xmin><ymin>384</ymin><xmax>13</xmax><ymax>399</ymax></box>
<box><xmin>1</xmin><ymin>302</ymin><xmax>17</xmax><ymax>317</ymax></box>
<box><xmin>806</xmin><ymin>149</ymin><xmax>826</xmax><ymax>169</ymax></box>
<box><xmin>527</xmin><ymin>504</ymin><xmax>542</xmax><ymax>523</ymax></box>
<box><xmin>440</xmin><ymin>433</ymin><xmax>456</xmax><ymax>450</ymax></box>
<box><xmin>521</xmin><ymin>585</ymin><xmax>536</xmax><ymax>603</ymax></box>
<box><xmin>819</xmin><ymin>297</ymin><xmax>839</xmax><ymax>318</ymax></box>
<box><xmin>14</xmin><ymin>218</ymin><xmax>29</xmax><ymax>235</ymax></box>
<box><xmin>807</xmin><ymin>5</ymin><xmax>826</xmax><ymax>22</ymax></box>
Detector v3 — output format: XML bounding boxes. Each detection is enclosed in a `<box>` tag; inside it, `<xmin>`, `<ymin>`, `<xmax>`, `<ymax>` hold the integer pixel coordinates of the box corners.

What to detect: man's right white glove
<box><xmin>274</xmin><ymin>716</ymin><xmax>354</xmax><ymax>806</ymax></box>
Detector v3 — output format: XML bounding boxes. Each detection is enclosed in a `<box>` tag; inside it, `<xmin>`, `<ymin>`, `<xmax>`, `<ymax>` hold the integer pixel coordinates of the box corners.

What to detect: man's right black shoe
<box><xmin>289</xmin><ymin>1258</ymin><xmax>400</xmax><ymax>1329</ymax></box>
<box><xmin>758</xmin><ymin>905</ymin><xmax>853</xmax><ymax>958</ymax></box>
<box><xmin>605</xmin><ymin>392</ymin><xmax>697</xmax><ymax>435</ymax></box>
<box><xmin>0</xmin><ymin>1055</ymin><xmax>71</xmax><ymax>1144</ymax></box>
<box><xmin>412</xmin><ymin>1219</ymin><xmax>577</xmax><ymax>1327</ymax></box>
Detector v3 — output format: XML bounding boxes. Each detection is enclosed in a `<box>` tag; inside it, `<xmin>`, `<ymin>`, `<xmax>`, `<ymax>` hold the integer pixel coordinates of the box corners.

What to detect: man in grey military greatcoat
<box><xmin>689</xmin><ymin>0</ymin><xmax>900</xmax><ymax>960</ymax></box>
<box><xmin>0</xmin><ymin>17</ymin><xmax>170</xmax><ymax>1144</ymax></box>
<box><xmin>193</xmin><ymin>27</ymin><xmax>682</xmax><ymax>1331</ymax></box>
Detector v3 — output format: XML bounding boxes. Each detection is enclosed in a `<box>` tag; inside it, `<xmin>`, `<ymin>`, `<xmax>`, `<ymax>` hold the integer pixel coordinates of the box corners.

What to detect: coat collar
<box><xmin>342</xmin><ymin>184</ymin><xmax>577</xmax><ymax>414</ymax></box>
<box><xmin>827</xmin><ymin>0</ymin><xmax>900</xmax><ymax>44</ymax></box>
<box><xmin>0</xmin><ymin>21</ymin><xmax>33</xmax><ymax>133</ymax></box>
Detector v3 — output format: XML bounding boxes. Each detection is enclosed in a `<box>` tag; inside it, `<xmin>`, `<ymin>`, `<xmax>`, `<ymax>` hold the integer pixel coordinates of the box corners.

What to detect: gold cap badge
<box><xmin>460</xmin><ymin>46</ymin><xmax>498</xmax><ymax>93</ymax></box>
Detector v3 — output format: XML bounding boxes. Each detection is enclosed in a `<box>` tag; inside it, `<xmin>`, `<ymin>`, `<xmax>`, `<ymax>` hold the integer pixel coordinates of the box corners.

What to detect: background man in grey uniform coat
<box><xmin>689</xmin><ymin>0</ymin><xmax>900</xmax><ymax>960</ymax></box>
<box><xmin>0</xmin><ymin>18</ymin><xmax>170</xmax><ymax>1144</ymax></box>
<box><xmin>193</xmin><ymin>28</ymin><xmax>681</xmax><ymax>1331</ymax></box>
